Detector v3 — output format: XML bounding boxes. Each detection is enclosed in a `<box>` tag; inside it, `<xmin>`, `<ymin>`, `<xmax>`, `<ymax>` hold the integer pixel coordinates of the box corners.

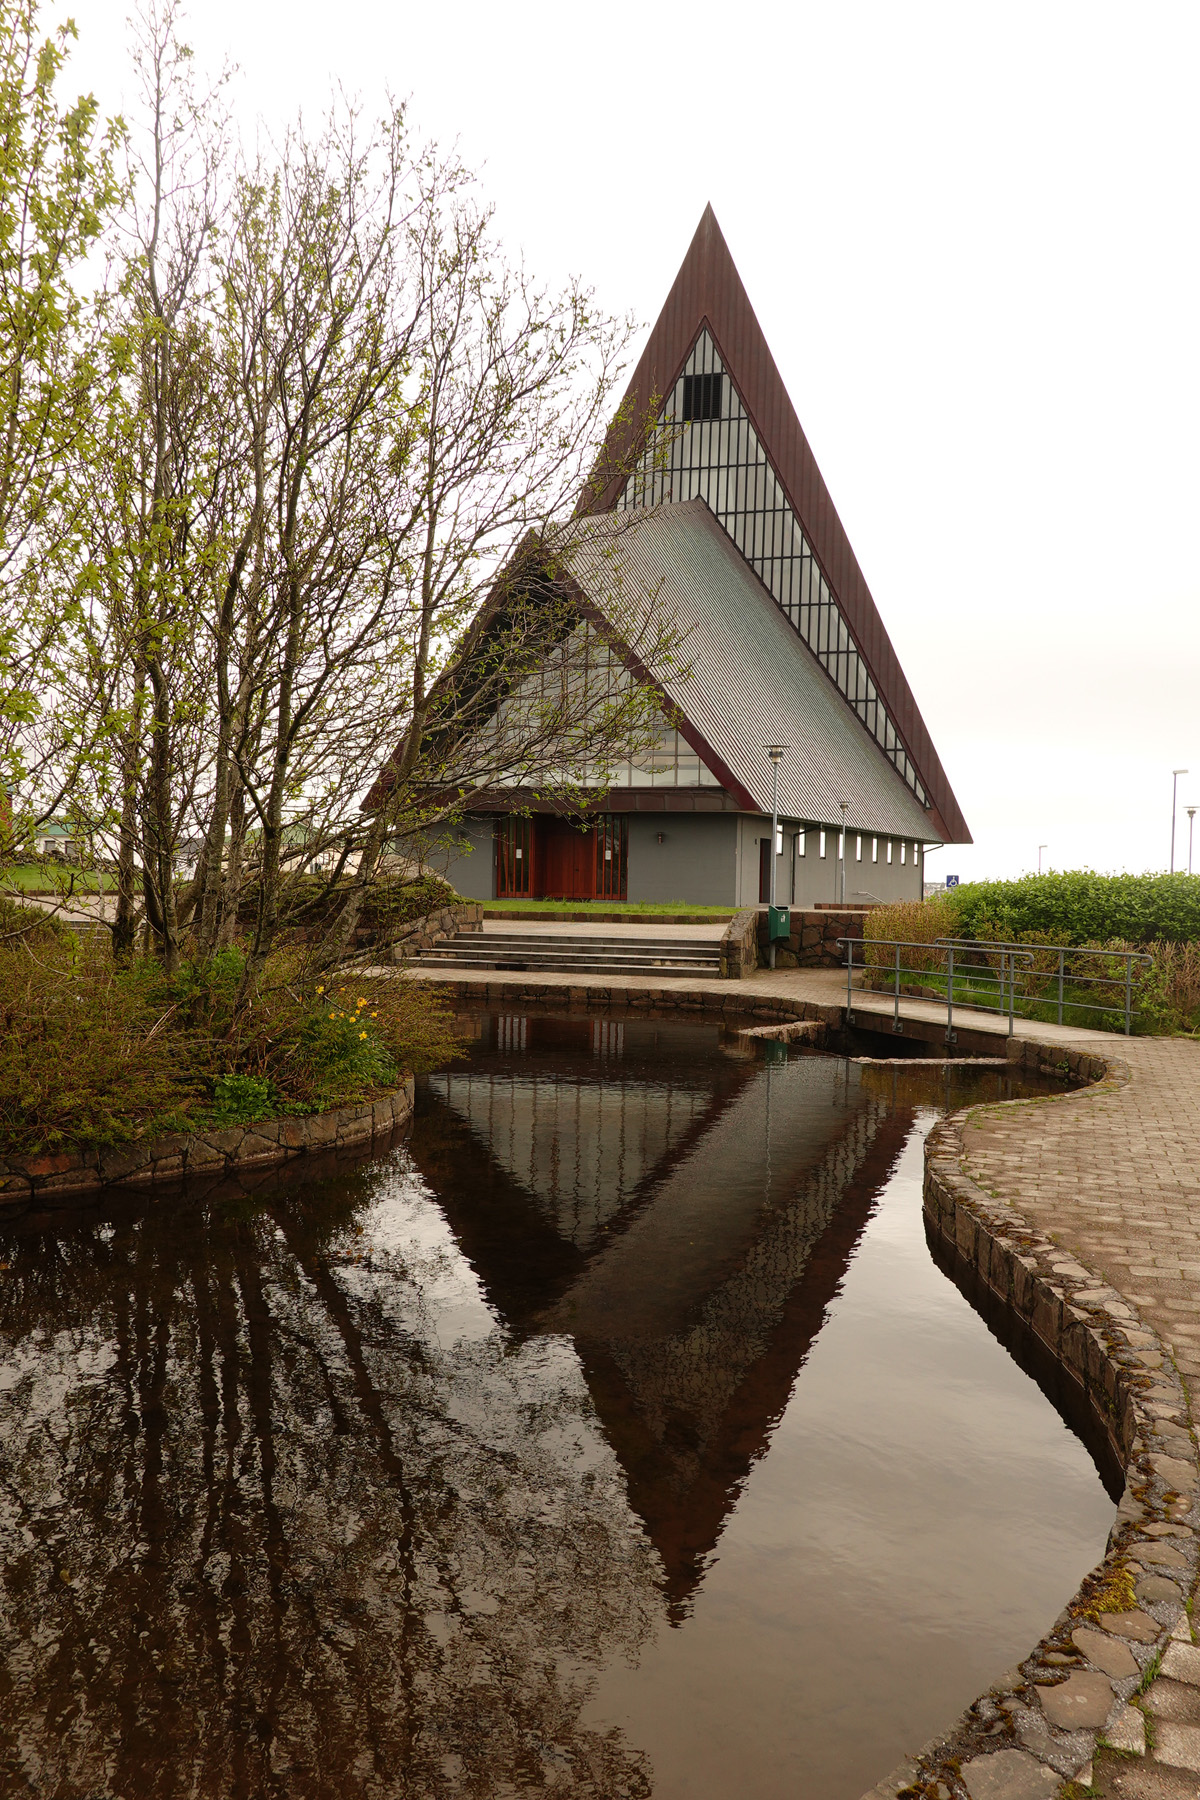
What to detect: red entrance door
<box><xmin>534</xmin><ymin>815</ymin><xmax>628</xmax><ymax>900</ymax></box>
<box><xmin>540</xmin><ymin>818</ymin><xmax>597</xmax><ymax>899</ymax></box>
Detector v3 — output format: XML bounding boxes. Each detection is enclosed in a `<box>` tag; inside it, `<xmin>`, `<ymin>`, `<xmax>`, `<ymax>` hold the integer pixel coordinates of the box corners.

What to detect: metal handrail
<box><xmin>837</xmin><ymin>935</ymin><xmax>1152</xmax><ymax>1040</ymax></box>
<box><xmin>934</xmin><ymin>938</ymin><xmax>1153</xmax><ymax>1035</ymax></box>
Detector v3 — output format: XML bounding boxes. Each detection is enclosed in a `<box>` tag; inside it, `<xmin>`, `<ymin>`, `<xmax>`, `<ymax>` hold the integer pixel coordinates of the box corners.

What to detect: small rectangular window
<box><xmin>886</xmin><ymin>840</ymin><xmax>893</xmax><ymax>864</ymax></box>
<box><xmin>856</xmin><ymin>834</ymin><xmax>862</xmax><ymax>862</ymax></box>
<box><xmin>681</xmin><ymin>372</ymin><xmax>723</xmax><ymax>422</ymax></box>
<box><xmin>819</xmin><ymin>829</ymin><xmax>827</xmax><ymax>858</ymax></box>
<box><xmin>913</xmin><ymin>843</ymin><xmax>920</xmax><ymax>864</ymax></box>
<box><xmin>838</xmin><ymin>833</ymin><xmax>844</xmax><ymax>860</ymax></box>
<box><xmin>797</xmin><ymin>830</ymin><xmax>806</xmax><ymax>857</ymax></box>
<box><xmin>901</xmin><ymin>842</ymin><xmax>907</xmax><ymax>865</ymax></box>
<box><xmin>872</xmin><ymin>837</ymin><xmax>878</xmax><ymax>863</ymax></box>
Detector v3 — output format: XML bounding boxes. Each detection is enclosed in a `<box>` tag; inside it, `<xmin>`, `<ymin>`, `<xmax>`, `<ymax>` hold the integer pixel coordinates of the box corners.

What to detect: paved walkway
<box><xmin>411</xmin><ymin>957</ymin><xmax>1200</xmax><ymax>1796</ymax></box>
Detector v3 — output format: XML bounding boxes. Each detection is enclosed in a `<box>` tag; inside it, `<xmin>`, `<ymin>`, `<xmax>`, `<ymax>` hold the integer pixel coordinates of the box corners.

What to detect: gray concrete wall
<box><xmin>740</xmin><ymin>818</ymin><xmax>927</xmax><ymax>910</ymax></box>
<box><xmin>432</xmin><ymin>812</ymin><xmax>926</xmax><ymax>909</ymax></box>
<box><xmin>626</xmin><ymin>814</ymin><xmax>739</xmax><ymax>905</ymax></box>
<box><xmin>434</xmin><ymin>819</ymin><xmax>495</xmax><ymax>902</ymax></box>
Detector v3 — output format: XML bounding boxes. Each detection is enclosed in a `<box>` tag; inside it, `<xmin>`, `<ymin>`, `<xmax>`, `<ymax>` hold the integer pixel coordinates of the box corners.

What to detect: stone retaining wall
<box><xmin>865</xmin><ymin>1041</ymin><xmax>1200</xmax><ymax>1799</ymax></box>
<box><xmin>720</xmin><ymin>909</ymin><xmax>760</xmax><ymax>978</ymax></box>
<box><xmin>0</xmin><ymin>1081</ymin><xmax>415</xmax><ymax>1211</ymax></box>
<box><xmin>756</xmin><ymin>906</ymin><xmax>867</xmax><ymax>969</ymax></box>
<box><xmin>423</xmin><ymin>971</ymin><xmax>842</xmax><ymax>1027</ymax></box>
<box><xmin>391</xmin><ymin>901</ymin><xmax>483</xmax><ymax>960</ymax></box>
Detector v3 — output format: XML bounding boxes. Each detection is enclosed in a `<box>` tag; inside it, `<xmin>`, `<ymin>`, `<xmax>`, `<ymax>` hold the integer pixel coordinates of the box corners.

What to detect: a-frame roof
<box><xmin>565</xmin><ymin>502</ymin><xmax>933</xmax><ymax>837</ymax></box>
<box><xmin>586</xmin><ymin>205</ymin><xmax>970</xmax><ymax>845</ymax></box>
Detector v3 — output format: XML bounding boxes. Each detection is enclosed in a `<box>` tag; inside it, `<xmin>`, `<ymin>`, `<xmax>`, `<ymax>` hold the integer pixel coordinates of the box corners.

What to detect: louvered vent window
<box><xmin>620</xmin><ymin>330</ymin><xmax>928</xmax><ymax>806</ymax></box>
<box><xmin>681</xmin><ymin>372</ymin><xmax>722</xmax><ymax>422</ymax></box>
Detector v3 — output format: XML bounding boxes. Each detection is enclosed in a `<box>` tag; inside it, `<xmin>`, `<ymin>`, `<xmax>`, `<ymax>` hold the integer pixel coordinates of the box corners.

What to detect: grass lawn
<box><xmin>2</xmin><ymin>864</ymin><xmax>111</xmax><ymax>894</ymax></box>
<box><xmin>484</xmin><ymin>898</ymin><xmax>735</xmax><ymax>917</ymax></box>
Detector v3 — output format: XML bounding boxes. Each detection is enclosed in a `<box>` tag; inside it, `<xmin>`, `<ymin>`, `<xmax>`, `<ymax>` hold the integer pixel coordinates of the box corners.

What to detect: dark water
<box><xmin>0</xmin><ymin>1013</ymin><xmax>1115</xmax><ymax>1800</ymax></box>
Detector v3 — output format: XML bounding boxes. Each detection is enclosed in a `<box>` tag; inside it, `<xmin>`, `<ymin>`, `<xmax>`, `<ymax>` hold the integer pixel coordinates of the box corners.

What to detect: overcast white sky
<box><xmin>65</xmin><ymin>0</ymin><xmax>1200</xmax><ymax>881</ymax></box>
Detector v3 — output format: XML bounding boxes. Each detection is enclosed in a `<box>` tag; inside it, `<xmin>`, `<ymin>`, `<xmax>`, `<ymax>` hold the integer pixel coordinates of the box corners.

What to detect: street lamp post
<box><xmin>1172</xmin><ymin>770</ymin><xmax>1189</xmax><ymax>874</ymax></box>
<box><xmin>766</xmin><ymin>745</ymin><xmax>787</xmax><ymax>968</ymax></box>
<box><xmin>1188</xmin><ymin>807</ymin><xmax>1197</xmax><ymax>878</ymax></box>
<box><xmin>1038</xmin><ymin>844</ymin><xmax>1048</xmax><ymax>875</ymax></box>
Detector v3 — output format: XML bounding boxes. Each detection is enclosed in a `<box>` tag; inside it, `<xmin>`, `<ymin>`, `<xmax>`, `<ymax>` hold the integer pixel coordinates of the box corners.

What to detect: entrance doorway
<box><xmin>493</xmin><ymin>815</ymin><xmax>628</xmax><ymax>901</ymax></box>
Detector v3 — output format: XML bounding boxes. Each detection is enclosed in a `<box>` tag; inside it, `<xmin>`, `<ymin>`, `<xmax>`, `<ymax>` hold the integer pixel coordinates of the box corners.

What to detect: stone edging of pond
<box><xmin>0</xmin><ymin>1080</ymin><xmax>415</xmax><ymax>1212</ymax></box>
<box><xmin>862</xmin><ymin>1038</ymin><xmax>1200</xmax><ymax>1800</ymax></box>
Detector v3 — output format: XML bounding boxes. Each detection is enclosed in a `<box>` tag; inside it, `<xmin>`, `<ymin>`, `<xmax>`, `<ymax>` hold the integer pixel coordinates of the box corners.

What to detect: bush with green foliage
<box><xmin>863</xmin><ymin>877</ymin><xmax>1200</xmax><ymax>1034</ymax></box>
<box><xmin>0</xmin><ymin>938</ymin><xmax>462</xmax><ymax>1154</ymax></box>
<box><xmin>945</xmin><ymin>871</ymin><xmax>1200</xmax><ymax>946</ymax></box>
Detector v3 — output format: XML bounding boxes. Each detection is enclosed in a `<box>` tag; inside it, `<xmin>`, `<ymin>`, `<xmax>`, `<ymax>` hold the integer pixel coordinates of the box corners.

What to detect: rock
<box><xmin>1137</xmin><ymin>1541</ymin><xmax>1191</xmax><ymax>1568</ymax></box>
<box><xmin>1150</xmin><ymin>1455</ymin><xmax>1198</xmax><ymax>1489</ymax></box>
<box><xmin>961</xmin><ymin>1747</ymin><xmax>1059</xmax><ymax>1799</ymax></box>
<box><xmin>1098</xmin><ymin>1610</ymin><xmax>1161</xmax><ymax>1642</ymax></box>
<box><xmin>1104</xmin><ymin>1703</ymin><xmax>1146</xmax><ymax>1754</ymax></box>
<box><xmin>1036</xmin><ymin>1669</ymin><xmax>1115</xmax><ymax>1729</ymax></box>
<box><xmin>1144</xmin><ymin>1678</ymin><xmax>1200</xmax><ymax>1725</ymax></box>
<box><xmin>1154</xmin><ymin>1720</ymin><xmax>1200</xmax><ymax>1773</ymax></box>
<box><xmin>1072</xmin><ymin>1625</ymin><xmax>1139</xmax><ymax>1678</ymax></box>
<box><xmin>1163</xmin><ymin>1642</ymin><xmax>1200</xmax><ymax>1686</ymax></box>
<box><xmin>1137</xmin><ymin>1575</ymin><xmax>1184</xmax><ymax>1605</ymax></box>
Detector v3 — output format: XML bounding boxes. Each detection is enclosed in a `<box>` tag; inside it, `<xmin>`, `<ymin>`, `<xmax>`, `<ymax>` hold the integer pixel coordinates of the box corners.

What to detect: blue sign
<box><xmin>945</xmin><ymin>874</ymin><xmax>960</xmax><ymax>888</ymax></box>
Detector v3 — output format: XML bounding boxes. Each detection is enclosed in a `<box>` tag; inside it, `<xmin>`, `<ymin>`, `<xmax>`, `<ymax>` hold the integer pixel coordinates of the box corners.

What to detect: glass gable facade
<box><xmin>482</xmin><ymin>620</ymin><xmax>721</xmax><ymax>791</ymax></box>
<box><xmin>619</xmin><ymin>331</ymin><xmax>927</xmax><ymax>805</ymax></box>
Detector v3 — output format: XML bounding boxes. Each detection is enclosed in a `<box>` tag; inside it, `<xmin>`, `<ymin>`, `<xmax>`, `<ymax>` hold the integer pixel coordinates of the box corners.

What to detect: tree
<box><xmin>0</xmin><ymin>0</ymin><xmax>121</xmax><ymax>846</ymax></box>
<box><xmin>20</xmin><ymin>3</ymin><xmax>673</xmax><ymax>980</ymax></box>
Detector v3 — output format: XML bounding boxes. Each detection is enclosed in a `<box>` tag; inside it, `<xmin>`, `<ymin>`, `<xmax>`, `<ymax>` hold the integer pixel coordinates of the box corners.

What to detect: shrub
<box><xmin>0</xmin><ymin>937</ymin><xmax>462</xmax><ymax>1155</ymax></box>
<box><xmin>0</xmin><ymin>893</ymin><xmax>70</xmax><ymax>948</ymax></box>
<box><xmin>0</xmin><ymin>938</ymin><xmax>207</xmax><ymax>1153</ymax></box>
<box><xmin>238</xmin><ymin>872</ymin><xmax>461</xmax><ymax>948</ymax></box>
<box><xmin>862</xmin><ymin>895</ymin><xmax>958</xmax><ymax>975</ymax></box>
<box><xmin>946</xmin><ymin>871</ymin><xmax>1200</xmax><ymax>947</ymax></box>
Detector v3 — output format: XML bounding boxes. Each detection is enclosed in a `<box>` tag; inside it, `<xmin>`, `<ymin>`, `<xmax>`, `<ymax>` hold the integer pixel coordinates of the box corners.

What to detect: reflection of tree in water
<box><xmin>0</xmin><ymin>1168</ymin><xmax>658</xmax><ymax>1798</ymax></box>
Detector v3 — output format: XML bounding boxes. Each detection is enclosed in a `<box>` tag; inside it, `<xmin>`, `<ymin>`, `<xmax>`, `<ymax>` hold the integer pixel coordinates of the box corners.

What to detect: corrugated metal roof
<box><xmin>564</xmin><ymin>499</ymin><xmax>936</xmax><ymax>839</ymax></box>
<box><xmin>583</xmin><ymin>204</ymin><xmax>971</xmax><ymax>846</ymax></box>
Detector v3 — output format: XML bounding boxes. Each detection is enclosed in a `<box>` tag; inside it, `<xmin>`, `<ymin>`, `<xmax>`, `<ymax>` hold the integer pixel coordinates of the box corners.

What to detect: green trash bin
<box><xmin>767</xmin><ymin>905</ymin><xmax>791</xmax><ymax>943</ymax></box>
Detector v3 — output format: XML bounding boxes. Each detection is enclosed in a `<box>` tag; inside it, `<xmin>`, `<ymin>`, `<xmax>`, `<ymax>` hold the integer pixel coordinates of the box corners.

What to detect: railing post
<box><xmin>946</xmin><ymin>944</ymin><xmax>955</xmax><ymax>1045</ymax></box>
<box><xmin>1124</xmin><ymin>954</ymin><xmax>1133</xmax><ymax>1036</ymax></box>
<box><xmin>1056</xmin><ymin>948</ymin><xmax>1064</xmax><ymax>1026</ymax></box>
<box><xmin>846</xmin><ymin>938</ymin><xmax>854</xmax><ymax>1024</ymax></box>
<box><xmin>1008</xmin><ymin>950</ymin><xmax>1016</xmax><ymax>1036</ymax></box>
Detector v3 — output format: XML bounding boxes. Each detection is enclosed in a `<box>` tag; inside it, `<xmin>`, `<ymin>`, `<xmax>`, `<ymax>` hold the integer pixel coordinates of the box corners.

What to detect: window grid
<box><xmin>621</xmin><ymin>330</ymin><xmax>927</xmax><ymax>805</ymax></box>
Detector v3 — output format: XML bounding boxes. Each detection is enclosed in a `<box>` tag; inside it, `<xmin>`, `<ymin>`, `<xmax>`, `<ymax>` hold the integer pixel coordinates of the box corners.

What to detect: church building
<box><xmin>430</xmin><ymin>207</ymin><xmax>969</xmax><ymax>908</ymax></box>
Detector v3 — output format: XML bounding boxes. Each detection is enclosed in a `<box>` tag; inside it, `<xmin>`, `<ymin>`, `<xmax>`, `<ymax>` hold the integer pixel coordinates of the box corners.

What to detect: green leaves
<box><xmin>948</xmin><ymin>871</ymin><xmax>1200</xmax><ymax>947</ymax></box>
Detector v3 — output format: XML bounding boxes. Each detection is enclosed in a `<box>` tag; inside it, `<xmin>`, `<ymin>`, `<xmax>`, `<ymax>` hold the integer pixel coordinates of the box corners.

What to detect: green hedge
<box><xmin>947</xmin><ymin>872</ymin><xmax>1200</xmax><ymax>946</ymax></box>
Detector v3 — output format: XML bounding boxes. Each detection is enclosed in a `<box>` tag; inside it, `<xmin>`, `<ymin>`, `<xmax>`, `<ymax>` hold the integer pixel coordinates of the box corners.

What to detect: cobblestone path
<box><xmin>960</xmin><ymin>1034</ymin><xmax>1200</xmax><ymax>1799</ymax></box>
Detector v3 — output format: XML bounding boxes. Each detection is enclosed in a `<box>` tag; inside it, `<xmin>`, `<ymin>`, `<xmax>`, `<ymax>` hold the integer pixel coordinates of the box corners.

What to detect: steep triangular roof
<box><xmin>564</xmin><ymin>503</ymin><xmax>933</xmax><ymax>837</ymax></box>
<box><xmin>586</xmin><ymin>205</ymin><xmax>970</xmax><ymax>845</ymax></box>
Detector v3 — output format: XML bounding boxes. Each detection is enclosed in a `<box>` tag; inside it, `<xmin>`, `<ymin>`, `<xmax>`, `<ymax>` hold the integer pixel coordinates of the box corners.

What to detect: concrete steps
<box><xmin>410</xmin><ymin>929</ymin><xmax>725</xmax><ymax>979</ymax></box>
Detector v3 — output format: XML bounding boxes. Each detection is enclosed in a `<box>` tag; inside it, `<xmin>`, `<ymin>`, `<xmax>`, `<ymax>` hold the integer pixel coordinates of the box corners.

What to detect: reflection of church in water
<box><xmin>412</xmin><ymin>1018</ymin><xmax>916</xmax><ymax>1617</ymax></box>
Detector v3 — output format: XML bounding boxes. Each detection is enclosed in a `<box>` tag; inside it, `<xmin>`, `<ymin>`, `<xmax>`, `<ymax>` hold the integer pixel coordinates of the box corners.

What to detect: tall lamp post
<box><xmin>1172</xmin><ymin>770</ymin><xmax>1189</xmax><ymax>873</ymax></box>
<box><xmin>839</xmin><ymin>800</ymin><xmax>848</xmax><ymax>906</ymax></box>
<box><xmin>1188</xmin><ymin>807</ymin><xmax>1197</xmax><ymax>878</ymax></box>
<box><xmin>766</xmin><ymin>745</ymin><xmax>787</xmax><ymax>968</ymax></box>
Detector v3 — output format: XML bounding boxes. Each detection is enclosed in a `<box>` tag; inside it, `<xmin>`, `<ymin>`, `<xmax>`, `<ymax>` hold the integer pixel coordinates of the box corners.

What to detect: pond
<box><xmin>0</xmin><ymin>1010</ymin><xmax>1117</xmax><ymax>1800</ymax></box>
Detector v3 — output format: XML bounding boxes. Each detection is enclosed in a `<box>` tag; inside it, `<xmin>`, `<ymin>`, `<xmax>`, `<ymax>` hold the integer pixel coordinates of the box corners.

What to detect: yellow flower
<box><xmin>329</xmin><ymin>1012</ymin><xmax>336</xmax><ymax>1020</ymax></box>
<box><xmin>357</xmin><ymin>997</ymin><xmax>367</xmax><ymax>1008</ymax></box>
<box><xmin>370</xmin><ymin>1012</ymin><xmax>377</xmax><ymax>1018</ymax></box>
<box><xmin>359</xmin><ymin>1031</ymin><xmax>367</xmax><ymax>1040</ymax></box>
<box><xmin>316</xmin><ymin>984</ymin><xmax>324</xmax><ymax>994</ymax></box>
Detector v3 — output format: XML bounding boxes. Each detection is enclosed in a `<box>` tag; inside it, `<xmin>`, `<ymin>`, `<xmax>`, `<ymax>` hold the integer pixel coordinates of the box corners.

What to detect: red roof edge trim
<box><xmin>581</xmin><ymin>204</ymin><xmax>970</xmax><ymax>846</ymax></box>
